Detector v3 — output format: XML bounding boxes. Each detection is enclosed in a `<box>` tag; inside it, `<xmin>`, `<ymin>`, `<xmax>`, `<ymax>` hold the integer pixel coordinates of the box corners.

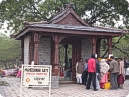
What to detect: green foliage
<box><xmin>112</xmin><ymin>35</ymin><xmax>129</xmax><ymax>58</ymax></box>
<box><xmin>0</xmin><ymin>34</ymin><xmax>21</xmax><ymax>69</ymax></box>
<box><xmin>0</xmin><ymin>0</ymin><xmax>129</xmax><ymax>59</ymax></box>
<box><xmin>0</xmin><ymin>0</ymin><xmax>129</xmax><ymax>33</ymax></box>
<box><xmin>59</xmin><ymin>44</ymin><xmax>72</xmax><ymax>64</ymax></box>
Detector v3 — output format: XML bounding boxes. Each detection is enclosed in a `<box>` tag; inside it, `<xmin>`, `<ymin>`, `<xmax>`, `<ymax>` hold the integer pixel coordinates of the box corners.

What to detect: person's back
<box><xmin>88</xmin><ymin>58</ymin><xmax>96</xmax><ymax>73</ymax></box>
<box><xmin>110</xmin><ymin>59</ymin><xmax>119</xmax><ymax>73</ymax></box>
<box><xmin>96</xmin><ymin>61</ymin><xmax>100</xmax><ymax>74</ymax></box>
<box><xmin>86</xmin><ymin>54</ymin><xmax>97</xmax><ymax>91</ymax></box>
<box><xmin>110</xmin><ymin>56</ymin><xmax>119</xmax><ymax>90</ymax></box>
<box><xmin>124</xmin><ymin>58</ymin><xmax>128</xmax><ymax>69</ymax></box>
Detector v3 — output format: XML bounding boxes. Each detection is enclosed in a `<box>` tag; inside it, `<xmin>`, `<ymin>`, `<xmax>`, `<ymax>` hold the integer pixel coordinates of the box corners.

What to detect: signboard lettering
<box><xmin>20</xmin><ymin>65</ymin><xmax>52</xmax><ymax>97</ymax></box>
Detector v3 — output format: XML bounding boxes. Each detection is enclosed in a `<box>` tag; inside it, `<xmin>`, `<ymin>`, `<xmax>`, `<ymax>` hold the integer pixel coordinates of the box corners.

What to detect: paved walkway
<box><xmin>0</xmin><ymin>77</ymin><xmax>129</xmax><ymax>97</ymax></box>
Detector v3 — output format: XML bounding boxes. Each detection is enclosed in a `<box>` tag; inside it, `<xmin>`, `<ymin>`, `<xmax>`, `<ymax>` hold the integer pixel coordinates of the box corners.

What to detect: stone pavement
<box><xmin>0</xmin><ymin>77</ymin><xmax>129</xmax><ymax>97</ymax></box>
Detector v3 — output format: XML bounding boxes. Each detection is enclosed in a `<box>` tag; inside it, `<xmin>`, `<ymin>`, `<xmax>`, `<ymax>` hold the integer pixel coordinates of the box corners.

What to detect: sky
<box><xmin>0</xmin><ymin>0</ymin><xmax>129</xmax><ymax>36</ymax></box>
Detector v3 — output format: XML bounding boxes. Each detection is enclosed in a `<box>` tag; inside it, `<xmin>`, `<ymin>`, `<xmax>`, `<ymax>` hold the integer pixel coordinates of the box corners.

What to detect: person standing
<box><xmin>110</xmin><ymin>56</ymin><xmax>119</xmax><ymax>90</ymax></box>
<box><xmin>16</xmin><ymin>68</ymin><xmax>22</xmax><ymax>78</ymax></box>
<box><xmin>124</xmin><ymin>58</ymin><xmax>128</xmax><ymax>76</ymax></box>
<box><xmin>86</xmin><ymin>54</ymin><xmax>97</xmax><ymax>91</ymax></box>
<box><xmin>99</xmin><ymin>59</ymin><xmax>110</xmax><ymax>89</ymax></box>
<box><xmin>95</xmin><ymin>58</ymin><xmax>101</xmax><ymax>90</ymax></box>
<box><xmin>66</xmin><ymin>59</ymin><xmax>72</xmax><ymax>79</ymax></box>
<box><xmin>76</xmin><ymin>58</ymin><xmax>84</xmax><ymax>84</ymax></box>
<box><xmin>118</xmin><ymin>58</ymin><xmax>124</xmax><ymax>89</ymax></box>
<box><xmin>82</xmin><ymin>59</ymin><xmax>88</xmax><ymax>86</ymax></box>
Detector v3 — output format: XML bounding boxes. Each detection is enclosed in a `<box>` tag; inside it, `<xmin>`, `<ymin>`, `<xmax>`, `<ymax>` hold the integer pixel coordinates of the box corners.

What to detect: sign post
<box><xmin>20</xmin><ymin>65</ymin><xmax>52</xmax><ymax>97</ymax></box>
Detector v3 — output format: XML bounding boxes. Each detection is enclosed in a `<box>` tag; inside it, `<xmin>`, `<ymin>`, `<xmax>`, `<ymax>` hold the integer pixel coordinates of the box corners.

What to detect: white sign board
<box><xmin>95</xmin><ymin>54</ymin><xmax>97</xmax><ymax>58</ymax></box>
<box><xmin>23</xmin><ymin>67</ymin><xmax>49</xmax><ymax>85</ymax></box>
<box><xmin>20</xmin><ymin>65</ymin><xmax>52</xmax><ymax>97</ymax></box>
<box><xmin>109</xmin><ymin>54</ymin><xmax>113</xmax><ymax>58</ymax></box>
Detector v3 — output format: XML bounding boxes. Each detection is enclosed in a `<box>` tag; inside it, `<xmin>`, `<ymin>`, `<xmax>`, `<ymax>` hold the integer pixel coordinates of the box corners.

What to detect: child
<box><xmin>16</xmin><ymin>68</ymin><xmax>22</xmax><ymax>78</ymax></box>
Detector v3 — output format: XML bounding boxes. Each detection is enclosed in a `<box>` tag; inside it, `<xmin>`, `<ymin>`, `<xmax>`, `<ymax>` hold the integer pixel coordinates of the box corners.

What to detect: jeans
<box><xmin>82</xmin><ymin>71</ymin><xmax>88</xmax><ymax>85</ymax></box>
<box><xmin>110</xmin><ymin>73</ymin><xmax>118</xmax><ymax>89</ymax></box>
<box><xmin>92</xmin><ymin>73</ymin><xmax>100</xmax><ymax>89</ymax></box>
<box><xmin>124</xmin><ymin>68</ymin><xmax>127</xmax><ymax>75</ymax></box>
<box><xmin>86</xmin><ymin>72</ymin><xmax>96</xmax><ymax>90</ymax></box>
<box><xmin>96</xmin><ymin>73</ymin><xmax>100</xmax><ymax>89</ymax></box>
<box><xmin>66</xmin><ymin>71</ymin><xmax>72</xmax><ymax>79</ymax></box>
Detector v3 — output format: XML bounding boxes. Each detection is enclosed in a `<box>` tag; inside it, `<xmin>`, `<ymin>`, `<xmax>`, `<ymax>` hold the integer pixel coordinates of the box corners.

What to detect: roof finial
<box><xmin>69</xmin><ymin>2</ymin><xmax>74</xmax><ymax>8</ymax></box>
<box><xmin>23</xmin><ymin>21</ymin><xmax>29</xmax><ymax>26</ymax></box>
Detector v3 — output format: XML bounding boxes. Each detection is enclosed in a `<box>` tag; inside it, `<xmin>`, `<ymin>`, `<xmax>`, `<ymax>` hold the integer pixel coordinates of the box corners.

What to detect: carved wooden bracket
<box><xmin>92</xmin><ymin>36</ymin><xmax>97</xmax><ymax>54</ymax></box>
<box><xmin>34</xmin><ymin>33</ymin><xmax>39</xmax><ymax>44</ymax></box>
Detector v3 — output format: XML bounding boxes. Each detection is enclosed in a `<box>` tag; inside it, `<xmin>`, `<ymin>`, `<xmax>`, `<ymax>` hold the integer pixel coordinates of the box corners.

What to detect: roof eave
<box><xmin>13</xmin><ymin>26</ymin><xmax>29</xmax><ymax>40</ymax></box>
<box><xmin>21</xmin><ymin>26</ymin><xmax>122</xmax><ymax>36</ymax></box>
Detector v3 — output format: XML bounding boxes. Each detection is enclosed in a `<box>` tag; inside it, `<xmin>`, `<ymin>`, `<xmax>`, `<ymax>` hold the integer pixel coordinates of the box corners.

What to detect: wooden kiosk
<box><xmin>14</xmin><ymin>4</ymin><xmax>122</xmax><ymax>88</ymax></box>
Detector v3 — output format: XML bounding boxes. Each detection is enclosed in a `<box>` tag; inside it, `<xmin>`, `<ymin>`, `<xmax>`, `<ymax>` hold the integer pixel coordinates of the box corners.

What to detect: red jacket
<box><xmin>88</xmin><ymin>58</ymin><xmax>96</xmax><ymax>72</ymax></box>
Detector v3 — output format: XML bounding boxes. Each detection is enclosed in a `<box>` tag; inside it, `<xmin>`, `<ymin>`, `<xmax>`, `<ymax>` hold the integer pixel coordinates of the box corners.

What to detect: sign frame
<box><xmin>109</xmin><ymin>54</ymin><xmax>113</xmax><ymax>58</ymax></box>
<box><xmin>20</xmin><ymin>65</ymin><xmax>52</xmax><ymax>97</ymax></box>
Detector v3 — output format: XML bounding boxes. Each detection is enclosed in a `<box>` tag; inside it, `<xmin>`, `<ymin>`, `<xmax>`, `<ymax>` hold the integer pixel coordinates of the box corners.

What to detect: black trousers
<box><xmin>82</xmin><ymin>71</ymin><xmax>88</xmax><ymax>85</ymax></box>
<box><xmin>86</xmin><ymin>72</ymin><xmax>96</xmax><ymax>90</ymax></box>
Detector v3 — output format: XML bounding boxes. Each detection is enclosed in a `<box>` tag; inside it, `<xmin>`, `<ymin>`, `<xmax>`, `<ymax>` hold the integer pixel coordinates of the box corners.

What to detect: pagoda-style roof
<box><xmin>49</xmin><ymin>3</ymin><xmax>90</xmax><ymax>26</ymax></box>
<box><xmin>14</xmin><ymin>3</ymin><xmax>123</xmax><ymax>39</ymax></box>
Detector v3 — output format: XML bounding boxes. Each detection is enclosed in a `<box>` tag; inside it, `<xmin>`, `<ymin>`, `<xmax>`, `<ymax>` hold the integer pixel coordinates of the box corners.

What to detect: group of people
<box><xmin>76</xmin><ymin>54</ymin><xmax>128</xmax><ymax>91</ymax></box>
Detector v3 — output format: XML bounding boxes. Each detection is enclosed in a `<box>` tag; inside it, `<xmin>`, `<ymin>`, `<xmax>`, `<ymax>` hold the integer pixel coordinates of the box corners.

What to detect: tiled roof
<box><xmin>50</xmin><ymin>8</ymin><xmax>69</xmax><ymax>22</ymax></box>
<box><xmin>30</xmin><ymin>24</ymin><xmax>122</xmax><ymax>33</ymax></box>
<box><xmin>49</xmin><ymin>3</ymin><xmax>90</xmax><ymax>26</ymax></box>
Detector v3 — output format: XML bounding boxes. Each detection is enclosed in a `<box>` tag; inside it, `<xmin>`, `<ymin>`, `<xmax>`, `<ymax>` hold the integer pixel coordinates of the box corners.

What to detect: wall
<box><xmin>81</xmin><ymin>39</ymin><xmax>92</xmax><ymax>61</ymax></box>
<box><xmin>38</xmin><ymin>37</ymin><xmax>51</xmax><ymax>65</ymax></box>
<box><xmin>24</xmin><ymin>36</ymin><xmax>29</xmax><ymax>64</ymax></box>
<box><xmin>38</xmin><ymin>37</ymin><xmax>59</xmax><ymax>88</ymax></box>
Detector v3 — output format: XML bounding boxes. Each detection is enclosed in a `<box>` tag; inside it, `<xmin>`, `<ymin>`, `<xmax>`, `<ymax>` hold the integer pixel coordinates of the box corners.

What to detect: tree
<box><xmin>0</xmin><ymin>0</ymin><xmax>129</xmax><ymax>58</ymax></box>
<box><xmin>0</xmin><ymin>0</ymin><xmax>129</xmax><ymax>33</ymax></box>
<box><xmin>0</xmin><ymin>34</ymin><xmax>21</xmax><ymax>69</ymax></box>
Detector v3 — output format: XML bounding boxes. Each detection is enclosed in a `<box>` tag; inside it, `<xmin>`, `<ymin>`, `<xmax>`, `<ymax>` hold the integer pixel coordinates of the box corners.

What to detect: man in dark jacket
<box><xmin>124</xmin><ymin>57</ymin><xmax>128</xmax><ymax>75</ymax></box>
<box><xmin>95</xmin><ymin>58</ymin><xmax>100</xmax><ymax>90</ymax></box>
<box><xmin>82</xmin><ymin>59</ymin><xmax>88</xmax><ymax>86</ymax></box>
<box><xmin>66</xmin><ymin>59</ymin><xmax>72</xmax><ymax>79</ymax></box>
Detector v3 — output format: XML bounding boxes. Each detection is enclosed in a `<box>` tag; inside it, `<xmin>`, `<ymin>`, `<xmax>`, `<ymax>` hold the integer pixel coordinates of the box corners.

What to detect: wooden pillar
<box><xmin>92</xmin><ymin>36</ymin><xmax>96</xmax><ymax>54</ymax></box>
<box><xmin>72</xmin><ymin>39</ymin><xmax>81</xmax><ymax>81</ymax></box>
<box><xmin>53</xmin><ymin>34</ymin><xmax>59</xmax><ymax>75</ymax></box>
<box><xmin>20</xmin><ymin>39</ymin><xmax>24</xmax><ymax>64</ymax></box>
<box><xmin>72</xmin><ymin>43</ymin><xmax>77</xmax><ymax>81</ymax></box>
<box><xmin>34</xmin><ymin>33</ymin><xmax>39</xmax><ymax>65</ymax></box>
<box><xmin>96</xmin><ymin>38</ymin><xmax>101</xmax><ymax>58</ymax></box>
<box><xmin>51</xmin><ymin>40</ymin><xmax>55</xmax><ymax>73</ymax></box>
<box><xmin>29</xmin><ymin>35</ymin><xmax>34</xmax><ymax>64</ymax></box>
<box><xmin>108</xmin><ymin>37</ymin><xmax>112</xmax><ymax>55</ymax></box>
<box><xmin>76</xmin><ymin>39</ymin><xmax>81</xmax><ymax>61</ymax></box>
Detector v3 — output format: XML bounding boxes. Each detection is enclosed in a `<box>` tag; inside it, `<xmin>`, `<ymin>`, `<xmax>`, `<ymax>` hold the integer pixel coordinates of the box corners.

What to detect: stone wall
<box><xmin>38</xmin><ymin>37</ymin><xmax>59</xmax><ymax>88</ymax></box>
<box><xmin>24</xmin><ymin>36</ymin><xmax>29</xmax><ymax>64</ymax></box>
<box><xmin>81</xmin><ymin>39</ymin><xmax>92</xmax><ymax>61</ymax></box>
<box><xmin>51</xmin><ymin>76</ymin><xmax>59</xmax><ymax>88</ymax></box>
<box><xmin>38</xmin><ymin>37</ymin><xmax>51</xmax><ymax>65</ymax></box>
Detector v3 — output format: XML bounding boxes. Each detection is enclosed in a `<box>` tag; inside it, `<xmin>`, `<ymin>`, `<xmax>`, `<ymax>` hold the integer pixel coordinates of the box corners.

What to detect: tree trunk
<box><xmin>3</xmin><ymin>63</ymin><xmax>8</xmax><ymax>69</ymax></box>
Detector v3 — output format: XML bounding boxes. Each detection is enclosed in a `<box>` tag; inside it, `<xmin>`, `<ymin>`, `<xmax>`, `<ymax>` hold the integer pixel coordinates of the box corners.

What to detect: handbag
<box><xmin>117</xmin><ymin>74</ymin><xmax>124</xmax><ymax>84</ymax></box>
<box><xmin>104</xmin><ymin>82</ymin><xmax>111</xmax><ymax>89</ymax></box>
